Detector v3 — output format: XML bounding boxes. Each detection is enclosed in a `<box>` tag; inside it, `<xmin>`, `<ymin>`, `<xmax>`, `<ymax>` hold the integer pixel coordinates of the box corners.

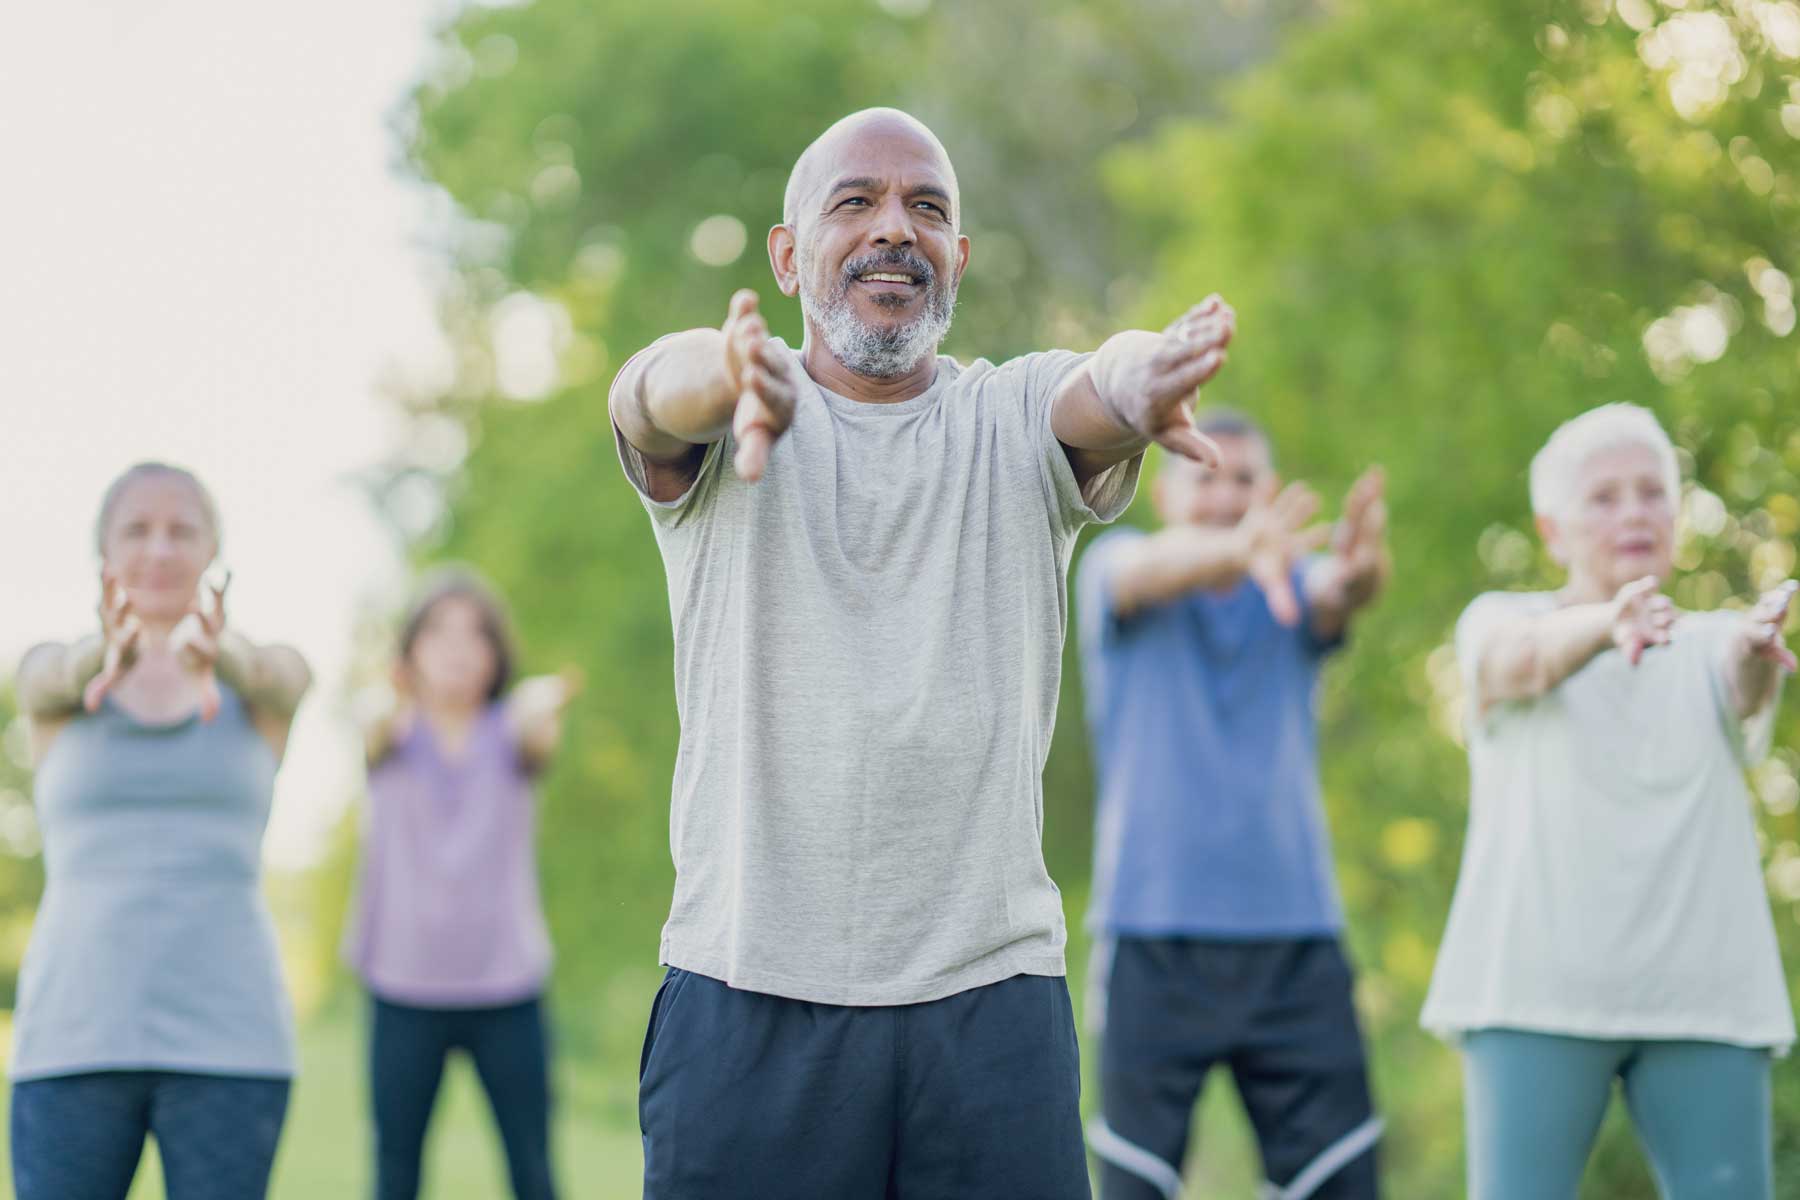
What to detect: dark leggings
<box><xmin>10</xmin><ymin>1070</ymin><xmax>290</xmax><ymax>1200</ymax></box>
<box><xmin>369</xmin><ymin>993</ymin><xmax>557</xmax><ymax>1200</ymax></box>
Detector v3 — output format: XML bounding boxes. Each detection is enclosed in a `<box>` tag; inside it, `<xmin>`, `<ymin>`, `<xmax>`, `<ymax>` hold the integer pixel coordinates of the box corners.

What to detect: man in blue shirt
<box><xmin>1078</xmin><ymin>410</ymin><xmax>1389</xmax><ymax>1200</ymax></box>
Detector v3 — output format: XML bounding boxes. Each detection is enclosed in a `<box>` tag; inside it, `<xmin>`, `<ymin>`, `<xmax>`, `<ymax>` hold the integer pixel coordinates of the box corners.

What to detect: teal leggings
<box><xmin>1462</xmin><ymin>1029</ymin><xmax>1772</xmax><ymax>1199</ymax></box>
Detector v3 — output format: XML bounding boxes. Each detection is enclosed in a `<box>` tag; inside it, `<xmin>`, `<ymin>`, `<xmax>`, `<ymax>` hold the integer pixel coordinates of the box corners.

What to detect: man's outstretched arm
<box><xmin>610</xmin><ymin>290</ymin><xmax>803</xmax><ymax>500</ymax></box>
<box><xmin>1108</xmin><ymin>482</ymin><xmax>1328</xmax><ymax>623</ymax></box>
<box><xmin>1050</xmin><ymin>296</ymin><xmax>1235</xmax><ymax>489</ymax></box>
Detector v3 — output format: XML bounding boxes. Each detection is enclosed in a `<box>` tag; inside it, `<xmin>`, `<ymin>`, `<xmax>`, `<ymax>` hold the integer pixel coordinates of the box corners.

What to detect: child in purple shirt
<box><xmin>346</xmin><ymin>568</ymin><xmax>576</xmax><ymax>1200</ymax></box>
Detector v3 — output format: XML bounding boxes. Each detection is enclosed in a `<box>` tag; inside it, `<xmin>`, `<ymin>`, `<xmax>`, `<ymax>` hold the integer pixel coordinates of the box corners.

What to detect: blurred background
<box><xmin>3</xmin><ymin>0</ymin><xmax>1799</xmax><ymax>1194</ymax></box>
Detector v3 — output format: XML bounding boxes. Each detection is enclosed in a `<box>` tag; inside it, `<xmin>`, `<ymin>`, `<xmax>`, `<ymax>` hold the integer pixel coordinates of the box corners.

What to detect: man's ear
<box><xmin>953</xmin><ymin>233</ymin><xmax>970</xmax><ymax>286</ymax></box>
<box><xmin>1535</xmin><ymin>512</ymin><xmax>1569</xmax><ymax>567</ymax></box>
<box><xmin>769</xmin><ymin>224</ymin><xmax>800</xmax><ymax>298</ymax></box>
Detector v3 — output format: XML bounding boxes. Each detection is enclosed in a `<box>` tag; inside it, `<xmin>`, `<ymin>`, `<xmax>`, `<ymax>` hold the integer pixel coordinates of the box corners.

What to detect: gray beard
<box><xmin>798</xmin><ymin>253</ymin><xmax>957</xmax><ymax>380</ymax></box>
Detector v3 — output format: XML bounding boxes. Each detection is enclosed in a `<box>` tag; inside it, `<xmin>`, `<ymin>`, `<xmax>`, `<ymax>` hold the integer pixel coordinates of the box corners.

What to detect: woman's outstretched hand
<box><xmin>82</xmin><ymin>571</ymin><xmax>143</xmax><ymax>714</ymax></box>
<box><xmin>171</xmin><ymin>572</ymin><xmax>230</xmax><ymax>722</ymax></box>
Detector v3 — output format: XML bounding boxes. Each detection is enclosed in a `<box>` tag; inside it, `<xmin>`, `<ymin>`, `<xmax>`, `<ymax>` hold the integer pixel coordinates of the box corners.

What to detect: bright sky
<box><xmin>2</xmin><ymin>1</ymin><xmax>453</xmax><ymax>867</ymax></box>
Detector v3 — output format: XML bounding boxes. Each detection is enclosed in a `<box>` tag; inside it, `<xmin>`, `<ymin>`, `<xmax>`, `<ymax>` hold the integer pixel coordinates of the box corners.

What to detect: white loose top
<box><xmin>1422</xmin><ymin>591</ymin><xmax>1793</xmax><ymax>1051</ymax></box>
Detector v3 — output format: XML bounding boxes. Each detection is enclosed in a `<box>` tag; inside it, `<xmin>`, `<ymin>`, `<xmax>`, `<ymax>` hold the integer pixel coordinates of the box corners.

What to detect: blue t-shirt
<box><xmin>1077</xmin><ymin>527</ymin><xmax>1344</xmax><ymax>938</ymax></box>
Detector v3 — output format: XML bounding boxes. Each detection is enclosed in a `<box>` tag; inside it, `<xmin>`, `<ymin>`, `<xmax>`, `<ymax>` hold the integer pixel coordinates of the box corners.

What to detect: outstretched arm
<box><xmin>610</xmin><ymin>290</ymin><xmax>806</xmax><ymax>500</ymax></box>
<box><xmin>1473</xmin><ymin>576</ymin><xmax>1672</xmax><ymax>711</ymax></box>
<box><xmin>170</xmin><ymin>574</ymin><xmax>312</xmax><ymax>725</ymax></box>
<box><xmin>18</xmin><ymin>571</ymin><xmax>139</xmax><ymax>720</ymax></box>
<box><xmin>1050</xmin><ymin>297</ymin><xmax>1235</xmax><ymax>489</ymax></box>
<box><xmin>16</xmin><ymin>637</ymin><xmax>107</xmax><ymax>720</ymax></box>
<box><xmin>1108</xmin><ymin>481</ymin><xmax>1328</xmax><ymax>623</ymax></box>
<box><xmin>1721</xmin><ymin>580</ymin><xmax>1797</xmax><ymax>719</ymax></box>
<box><xmin>505</xmin><ymin>668</ymin><xmax>582</xmax><ymax>775</ymax></box>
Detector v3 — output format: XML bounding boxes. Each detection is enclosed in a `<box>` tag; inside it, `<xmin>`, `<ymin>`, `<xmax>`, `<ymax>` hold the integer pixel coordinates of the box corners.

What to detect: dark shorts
<box><xmin>1089</xmin><ymin>936</ymin><xmax>1381</xmax><ymax>1200</ymax></box>
<box><xmin>639</xmin><ymin>968</ymin><xmax>1091</xmax><ymax>1199</ymax></box>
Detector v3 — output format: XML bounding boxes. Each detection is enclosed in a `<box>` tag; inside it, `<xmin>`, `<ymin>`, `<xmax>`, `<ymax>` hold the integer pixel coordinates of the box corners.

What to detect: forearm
<box><xmin>215</xmin><ymin>632</ymin><xmax>312</xmax><ymax>719</ymax></box>
<box><xmin>1050</xmin><ymin>332</ymin><xmax>1159</xmax><ymax>470</ymax></box>
<box><xmin>1724</xmin><ymin>634</ymin><xmax>1786</xmax><ymax>718</ymax></box>
<box><xmin>505</xmin><ymin>674</ymin><xmax>567</xmax><ymax>773</ymax></box>
<box><xmin>1306</xmin><ymin>554</ymin><xmax>1390</xmax><ymax>641</ymax></box>
<box><xmin>611</xmin><ymin>329</ymin><xmax>739</xmax><ymax>461</ymax></box>
<box><xmin>363</xmin><ymin>698</ymin><xmax>411</xmax><ymax>766</ymax></box>
<box><xmin>16</xmin><ymin>636</ymin><xmax>104</xmax><ymax>718</ymax></box>
<box><xmin>1111</xmin><ymin>525</ymin><xmax>1251</xmax><ymax>616</ymax></box>
<box><xmin>1477</xmin><ymin>604</ymin><xmax>1614</xmax><ymax>707</ymax></box>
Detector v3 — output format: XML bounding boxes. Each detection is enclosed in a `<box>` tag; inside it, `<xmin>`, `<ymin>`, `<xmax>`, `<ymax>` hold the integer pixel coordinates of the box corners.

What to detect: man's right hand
<box><xmin>723</xmin><ymin>290</ymin><xmax>803</xmax><ymax>483</ymax></box>
<box><xmin>1238</xmin><ymin>482</ymin><xmax>1331</xmax><ymax>627</ymax></box>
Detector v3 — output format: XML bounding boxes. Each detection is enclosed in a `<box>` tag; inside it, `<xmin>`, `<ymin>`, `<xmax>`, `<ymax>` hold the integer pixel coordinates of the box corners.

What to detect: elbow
<box><xmin>267</xmin><ymin>647</ymin><xmax>314</xmax><ymax>714</ymax></box>
<box><xmin>15</xmin><ymin>644</ymin><xmax>71</xmax><ymax>718</ymax></box>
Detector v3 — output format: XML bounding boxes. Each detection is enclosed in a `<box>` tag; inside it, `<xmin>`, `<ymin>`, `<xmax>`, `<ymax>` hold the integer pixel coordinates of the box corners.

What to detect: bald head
<box><xmin>782</xmin><ymin>108</ymin><xmax>961</xmax><ymax>234</ymax></box>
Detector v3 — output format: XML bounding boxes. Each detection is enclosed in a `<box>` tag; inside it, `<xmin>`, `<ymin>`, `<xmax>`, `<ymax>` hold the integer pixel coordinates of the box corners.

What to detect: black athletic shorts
<box><xmin>640</xmin><ymin>967</ymin><xmax>1091</xmax><ymax>1199</ymax></box>
<box><xmin>1087</xmin><ymin>936</ymin><xmax>1381</xmax><ymax>1200</ymax></box>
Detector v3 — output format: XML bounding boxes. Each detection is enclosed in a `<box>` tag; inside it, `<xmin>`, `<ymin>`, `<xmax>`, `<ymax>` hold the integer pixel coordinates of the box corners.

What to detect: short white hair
<box><xmin>1528</xmin><ymin>403</ymin><xmax>1681</xmax><ymax>518</ymax></box>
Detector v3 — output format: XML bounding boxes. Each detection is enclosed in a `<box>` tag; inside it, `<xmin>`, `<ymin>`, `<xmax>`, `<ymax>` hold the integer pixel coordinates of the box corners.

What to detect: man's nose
<box><xmin>868</xmin><ymin>196</ymin><xmax>916</xmax><ymax>248</ymax></box>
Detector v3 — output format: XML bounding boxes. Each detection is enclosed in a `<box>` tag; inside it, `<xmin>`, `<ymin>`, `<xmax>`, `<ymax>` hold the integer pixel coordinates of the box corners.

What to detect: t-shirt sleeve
<box><xmin>1005</xmin><ymin>349</ymin><xmax>1143</xmax><ymax>538</ymax></box>
<box><xmin>1076</xmin><ymin>530</ymin><xmax>1142</xmax><ymax>651</ymax></box>
<box><xmin>1699</xmin><ymin>611</ymin><xmax>1785</xmax><ymax>767</ymax></box>
<box><xmin>609</xmin><ymin>334</ymin><xmax>730</xmax><ymax>527</ymax></box>
<box><xmin>1455</xmin><ymin>591</ymin><xmax>1533</xmax><ymax>734</ymax></box>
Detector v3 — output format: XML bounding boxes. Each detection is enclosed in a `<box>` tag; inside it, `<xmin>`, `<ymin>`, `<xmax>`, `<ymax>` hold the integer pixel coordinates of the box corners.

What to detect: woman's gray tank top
<box><xmin>10</xmin><ymin>686</ymin><xmax>295</xmax><ymax>1080</ymax></box>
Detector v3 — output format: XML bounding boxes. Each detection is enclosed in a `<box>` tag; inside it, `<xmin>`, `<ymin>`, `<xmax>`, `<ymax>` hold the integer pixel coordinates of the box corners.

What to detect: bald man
<box><xmin>611</xmin><ymin>108</ymin><xmax>1235</xmax><ymax>1199</ymax></box>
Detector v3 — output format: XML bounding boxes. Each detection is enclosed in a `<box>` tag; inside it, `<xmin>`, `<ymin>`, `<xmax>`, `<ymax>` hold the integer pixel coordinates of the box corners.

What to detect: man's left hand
<box><xmin>1087</xmin><ymin>295</ymin><xmax>1235</xmax><ymax>467</ymax></box>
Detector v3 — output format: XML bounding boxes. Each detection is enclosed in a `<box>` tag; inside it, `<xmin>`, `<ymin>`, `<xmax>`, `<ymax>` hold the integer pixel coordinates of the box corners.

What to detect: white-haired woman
<box><xmin>1422</xmin><ymin>404</ymin><xmax>1795</xmax><ymax>1198</ymax></box>
<box><xmin>9</xmin><ymin>462</ymin><xmax>311</xmax><ymax>1200</ymax></box>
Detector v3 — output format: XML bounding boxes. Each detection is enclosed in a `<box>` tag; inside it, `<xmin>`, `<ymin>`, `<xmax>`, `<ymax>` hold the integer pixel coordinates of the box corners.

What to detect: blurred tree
<box><xmin>1108</xmin><ymin>0</ymin><xmax>1800</xmax><ymax>1192</ymax></box>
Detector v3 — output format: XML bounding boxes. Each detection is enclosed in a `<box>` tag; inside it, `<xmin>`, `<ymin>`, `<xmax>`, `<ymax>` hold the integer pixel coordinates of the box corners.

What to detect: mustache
<box><xmin>839</xmin><ymin>249</ymin><xmax>937</xmax><ymax>288</ymax></box>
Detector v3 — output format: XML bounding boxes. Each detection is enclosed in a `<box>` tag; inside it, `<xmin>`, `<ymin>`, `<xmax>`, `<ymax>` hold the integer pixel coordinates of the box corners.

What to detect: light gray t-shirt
<box><xmin>614</xmin><ymin>340</ymin><xmax>1139</xmax><ymax>1006</ymax></box>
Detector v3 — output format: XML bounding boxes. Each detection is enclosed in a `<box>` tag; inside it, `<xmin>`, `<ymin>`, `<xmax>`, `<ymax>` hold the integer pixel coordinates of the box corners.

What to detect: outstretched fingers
<box><xmin>1252</xmin><ymin>556</ymin><xmax>1302</xmax><ymax>628</ymax></box>
<box><xmin>1152</xmin><ymin>409</ymin><xmax>1221</xmax><ymax>468</ymax></box>
<box><xmin>1750</xmin><ymin>580</ymin><xmax>1798</xmax><ymax>670</ymax></box>
<box><xmin>1271</xmin><ymin>481</ymin><xmax>1321</xmax><ymax>532</ymax></box>
<box><xmin>84</xmin><ymin>614</ymin><xmax>140</xmax><ymax>713</ymax></box>
<box><xmin>733</xmin><ymin>390</ymin><xmax>776</xmax><ymax>482</ymax></box>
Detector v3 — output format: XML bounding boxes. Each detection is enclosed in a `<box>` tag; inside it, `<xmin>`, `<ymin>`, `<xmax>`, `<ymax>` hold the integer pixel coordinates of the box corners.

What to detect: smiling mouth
<box><xmin>857</xmin><ymin>272</ymin><xmax>920</xmax><ymax>286</ymax></box>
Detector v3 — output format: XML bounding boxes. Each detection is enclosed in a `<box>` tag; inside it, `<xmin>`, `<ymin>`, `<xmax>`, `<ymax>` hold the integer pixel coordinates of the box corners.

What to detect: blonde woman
<box><xmin>10</xmin><ymin>462</ymin><xmax>310</xmax><ymax>1200</ymax></box>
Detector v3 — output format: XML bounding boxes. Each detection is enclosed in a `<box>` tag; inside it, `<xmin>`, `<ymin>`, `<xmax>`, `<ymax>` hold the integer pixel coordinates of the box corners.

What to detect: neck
<box><xmin>1561</xmin><ymin>568</ymin><xmax>1641</xmax><ymax>606</ymax></box>
<box><xmin>420</xmin><ymin>695</ymin><xmax>485</xmax><ymax>727</ymax></box>
<box><xmin>799</xmin><ymin>329</ymin><xmax>939</xmax><ymax>404</ymax></box>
